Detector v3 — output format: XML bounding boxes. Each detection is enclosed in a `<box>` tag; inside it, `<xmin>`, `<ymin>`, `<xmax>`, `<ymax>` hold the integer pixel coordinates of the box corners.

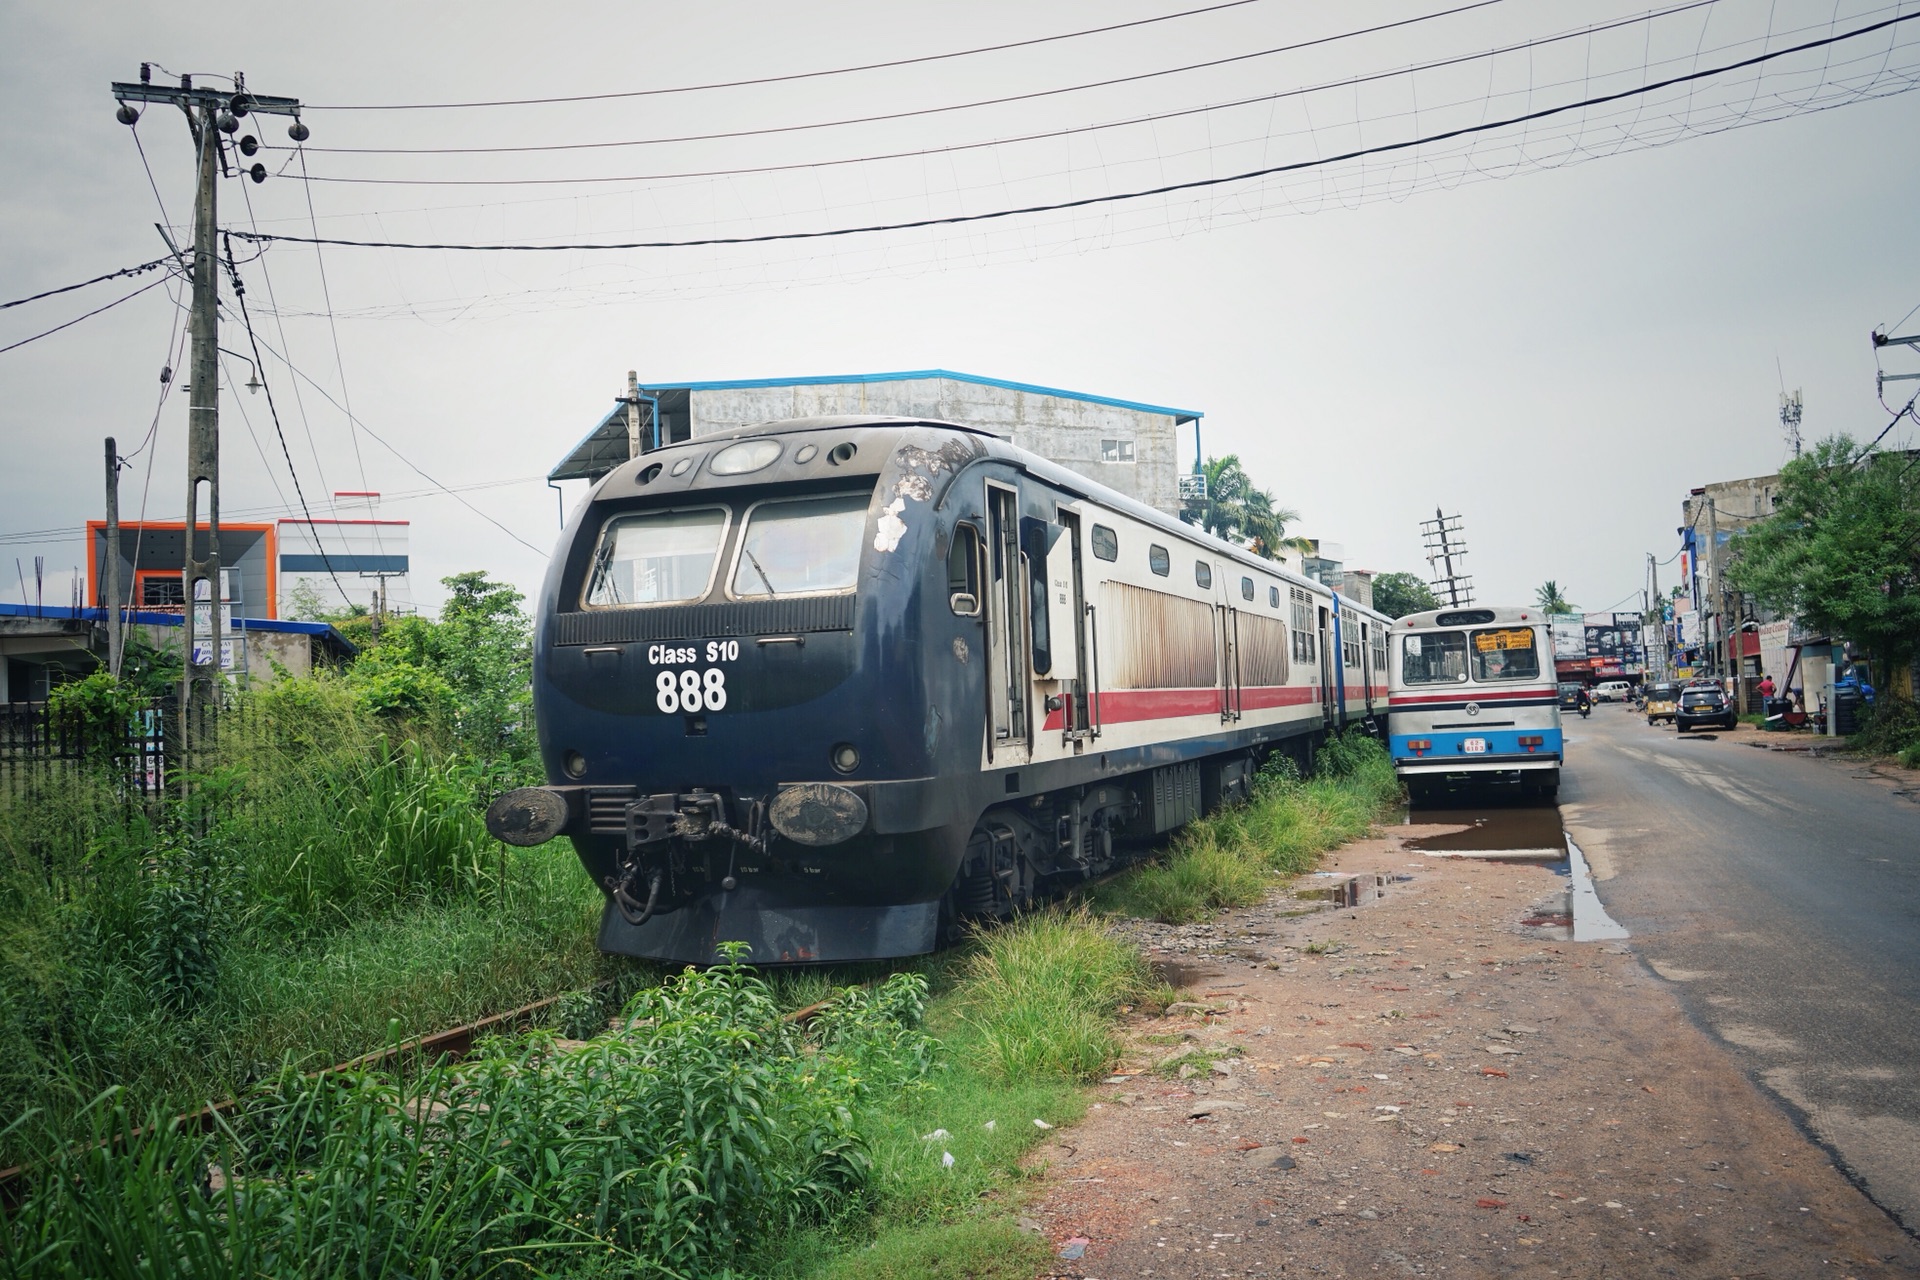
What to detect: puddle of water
<box><xmin>1564</xmin><ymin>836</ymin><xmax>1630</xmax><ymax>940</ymax></box>
<box><xmin>1404</xmin><ymin>801</ymin><xmax>1565</xmax><ymax>860</ymax></box>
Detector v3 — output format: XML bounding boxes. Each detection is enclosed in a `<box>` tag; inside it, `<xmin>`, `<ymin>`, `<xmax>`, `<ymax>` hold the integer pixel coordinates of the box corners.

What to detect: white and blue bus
<box><xmin>1387</xmin><ymin>606</ymin><xmax>1562</xmax><ymax>802</ymax></box>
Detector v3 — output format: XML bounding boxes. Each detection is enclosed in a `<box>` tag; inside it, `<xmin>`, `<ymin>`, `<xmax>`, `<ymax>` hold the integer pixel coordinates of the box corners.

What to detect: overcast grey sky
<box><xmin>4</xmin><ymin>0</ymin><xmax>1918</xmax><ymax>618</ymax></box>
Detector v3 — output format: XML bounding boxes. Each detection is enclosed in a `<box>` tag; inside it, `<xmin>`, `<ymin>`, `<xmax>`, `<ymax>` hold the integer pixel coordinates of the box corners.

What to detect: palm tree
<box><xmin>1242</xmin><ymin>488</ymin><xmax>1312</xmax><ymax>559</ymax></box>
<box><xmin>1535</xmin><ymin>581</ymin><xmax>1575</xmax><ymax>613</ymax></box>
<box><xmin>1189</xmin><ymin>455</ymin><xmax>1311</xmax><ymax>561</ymax></box>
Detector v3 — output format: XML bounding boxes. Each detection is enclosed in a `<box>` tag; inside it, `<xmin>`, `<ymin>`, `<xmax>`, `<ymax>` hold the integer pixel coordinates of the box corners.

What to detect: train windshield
<box><xmin>731</xmin><ymin>492</ymin><xmax>869</xmax><ymax>598</ymax></box>
<box><xmin>1469</xmin><ymin>627</ymin><xmax>1541</xmax><ymax>681</ymax></box>
<box><xmin>583</xmin><ymin>507</ymin><xmax>728</xmax><ymax>607</ymax></box>
<box><xmin>1401</xmin><ymin>631</ymin><xmax>1468</xmax><ymax>684</ymax></box>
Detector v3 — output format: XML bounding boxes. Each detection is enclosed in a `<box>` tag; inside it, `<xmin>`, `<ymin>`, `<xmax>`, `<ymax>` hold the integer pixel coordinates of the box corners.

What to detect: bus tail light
<box><xmin>1518</xmin><ymin>735</ymin><xmax>1544</xmax><ymax>752</ymax></box>
<box><xmin>1406</xmin><ymin>738</ymin><xmax>1431</xmax><ymax>755</ymax></box>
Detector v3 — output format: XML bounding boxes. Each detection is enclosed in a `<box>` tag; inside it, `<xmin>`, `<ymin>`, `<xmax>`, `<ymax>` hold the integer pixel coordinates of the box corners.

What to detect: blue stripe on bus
<box><xmin>1390</xmin><ymin>728</ymin><xmax>1564</xmax><ymax>762</ymax></box>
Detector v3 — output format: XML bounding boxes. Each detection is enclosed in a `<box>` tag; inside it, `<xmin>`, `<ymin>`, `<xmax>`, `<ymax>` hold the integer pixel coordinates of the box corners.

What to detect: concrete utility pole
<box><xmin>111</xmin><ymin>68</ymin><xmax>305</xmax><ymax>779</ymax></box>
<box><xmin>626</xmin><ymin>370</ymin><xmax>642</xmax><ymax>458</ymax></box>
<box><xmin>1647</xmin><ymin>551</ymin><xmax>1663</xmax><ymax>680</ymax></box>
<box><xmin>182</xmin><ymin>93</ymin><xmax>222</xmax><ymax>743</ymax></box>
<box><xmin>104</xmin><ymin>438</ymin><xmax>124</xmax><ymax>676</ymax></box>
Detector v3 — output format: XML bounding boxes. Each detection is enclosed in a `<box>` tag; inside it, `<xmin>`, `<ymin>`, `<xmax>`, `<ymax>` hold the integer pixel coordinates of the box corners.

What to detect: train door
<box><xmin>984</xmin><ymin>482</ymin><xmax>1030</xmax><ymax>762</ymax></box>
<box><xmin>1359</xmin><ymin>620</ymin><xmax>1376</xmax><ymax>719</ymax></box>
<box><xmin>1317</xmin><ymin>604</ymin><xmax>1338</xmax><ymax>728</ymax></box>
<box><xmin>1218</xmin><ymin>588</ymin><xmax>1243</xmax><ymax>723</ymax></box>
<box><xmin>1054</xmin><ymin>510</ymin><xmax>1094</xmax><ymax>741</ymax></box>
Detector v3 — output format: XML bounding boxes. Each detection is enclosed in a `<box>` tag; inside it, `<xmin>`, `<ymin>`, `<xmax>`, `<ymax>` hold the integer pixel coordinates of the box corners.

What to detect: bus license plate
<box><xmin>1462</xmin><ymin>737</ymin><xmax>1489</xmax><ymax>754</ymax></box>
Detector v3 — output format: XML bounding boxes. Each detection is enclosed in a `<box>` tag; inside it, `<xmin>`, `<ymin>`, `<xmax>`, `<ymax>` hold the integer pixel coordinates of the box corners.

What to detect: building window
<box><xmin>1101</xmin><ymin>438</ymin><xmax>1136</xmax><ymax>464</ymax></box>
<box><xmin>1149</xmin><ymin>544</ymin><xmax>1170</xmax><ymax>576</ymax></box>
<box><xmin>141</xmin><ymin>575</ymin><xmax>185</xmax><ymax>608</ymax></box>
<box><xmin>1196</xmin><ymin>561</ymin><xmax>1213</xmax><ymax>589</ymax></box>
<box><xmin>1090</xmin><ymin>524</ymin><xmax>1119</xmax><ymax>562</ymax></box>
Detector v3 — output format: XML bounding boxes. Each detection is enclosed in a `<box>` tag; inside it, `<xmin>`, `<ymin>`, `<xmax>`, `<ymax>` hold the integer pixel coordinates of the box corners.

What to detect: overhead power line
<box><xmin>0</xmin><ymin>276</ymin><xmax>174</xmax><ymax>355</ymax></box>
<box><xmin>309</xmin><ymin>0</ymin><xmax>1282</xmax><ymax>111</ymax></box>
<box><xmin>291</xmin><ymin>0</ymin><xmax>1507</xmax><ymax>155</ymax></box>
<box><xmin>234</xmin><ymin>10</ymin><xmax>1920</xmax><ymax>255</ymax></box>
<box><xmin>1</xmin><ymin>256</ymin><xmax>174</xmax><ymax>310</ymax></box>
<box><xmin>291</xmin><ymin>0</ymin><xmax>1715</xmax><ymax>186</ymax></box>
<box><xmin>235</xmin><ymin>322</ymin><xmax>550</xmax><ymax>556</ymax></box>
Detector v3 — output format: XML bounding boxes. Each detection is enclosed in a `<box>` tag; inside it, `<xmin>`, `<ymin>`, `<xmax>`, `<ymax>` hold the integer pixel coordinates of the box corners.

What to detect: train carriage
<box><xmin>488</xmin><ymin>415</ymin><xmax>1390</xmax><ymax>964</ymax></box>
<box><xmin>1387</xmin><ymin>605</ymin><xmax>1562</xmax><ymax>802</ymax></box>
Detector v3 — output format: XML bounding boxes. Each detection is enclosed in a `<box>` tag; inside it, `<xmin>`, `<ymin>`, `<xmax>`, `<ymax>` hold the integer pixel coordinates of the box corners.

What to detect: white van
<box><xmin>1593</xmin><ymin>680</ymin><xmax>1633</xmax><ymax>702</ymax></box>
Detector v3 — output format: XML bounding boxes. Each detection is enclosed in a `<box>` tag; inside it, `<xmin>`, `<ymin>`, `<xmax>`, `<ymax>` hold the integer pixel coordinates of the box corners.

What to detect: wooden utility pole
<box><xmin>104</xmin><ymin>437</ymin><xmax>124</xmax><ymax>676</ymax></box>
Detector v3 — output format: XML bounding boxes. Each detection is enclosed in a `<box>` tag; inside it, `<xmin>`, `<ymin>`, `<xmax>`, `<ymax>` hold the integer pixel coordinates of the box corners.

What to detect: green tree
<box><xmin>1371</xmin><ymin>572</ymin><xmax>1440</xmax><ymax>619</ymax></box>
<box><xmin>1188</xmin><ymin>455</ymin><xmax>1308</xmax><ymax>560</ymax></box>
<box><xmin>1535</xmin><ymin>581</ymin><xmax>1575</xmax><ymax>614</ymax></box>
<box><xmin>1730</xmin><ymin>434</ymin><xmax>1920</xmax><ymax>680</ymax></box>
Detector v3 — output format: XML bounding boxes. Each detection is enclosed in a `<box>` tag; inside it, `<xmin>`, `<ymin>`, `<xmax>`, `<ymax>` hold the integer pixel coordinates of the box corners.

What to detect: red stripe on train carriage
<box><xmin>1040</xmin><ymin>684</ymin><xmax>1325</xmax><ymax>730</ymax></box>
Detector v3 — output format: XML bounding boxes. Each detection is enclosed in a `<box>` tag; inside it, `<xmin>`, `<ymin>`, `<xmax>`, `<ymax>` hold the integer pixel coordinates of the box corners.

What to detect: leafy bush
<box><xmin>1852</xmin><ymin>694</ymin><xmax>1920</xmax><ymax>758</ymax></box>
<box><xmin>6</xmin><ymin>958</ymin><xmax>936</xmax><ymax>1280</ymax></box>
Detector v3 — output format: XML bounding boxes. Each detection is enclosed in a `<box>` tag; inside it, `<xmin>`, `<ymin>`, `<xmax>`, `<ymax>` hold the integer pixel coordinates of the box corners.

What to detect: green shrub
<box><xmin>5</xmin><ymin>958</ymin><xmax>936</xmax><ymax>1280</ymax></box>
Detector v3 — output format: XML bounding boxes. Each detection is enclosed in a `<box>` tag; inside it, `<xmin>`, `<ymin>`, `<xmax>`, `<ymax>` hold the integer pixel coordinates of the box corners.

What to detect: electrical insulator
<box><xmin>248</xmin><ymin>163</ymin><xmax>267</xmax><ymax>184</ymax></box>
<box><xmin>239</xmin><ymin>135</ymin><xmax>259</xmax><ymax>156</ymax></box>
<box><xmin>287</xmin><ymin>119</ymin><xmax>310</xmax><ymax>142</ymax></box>
<box><xmin>229</xmin><ymin>93</ymin><xmax>251</xmax><ymax>118</ymax></box>
<box><xmin>115</xmin><ymin>102</ymin><xmax>140</xmax><ymax>125</ymax></box>
<box><xmin>217</xmin><ymin>111</ymin><xmax>238</xmax><ymax>134</ymax></box>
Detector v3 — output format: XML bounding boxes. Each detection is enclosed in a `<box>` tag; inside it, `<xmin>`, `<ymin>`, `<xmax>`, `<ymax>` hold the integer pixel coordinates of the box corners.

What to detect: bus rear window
<box><xmin>1470</xmin><ymin>627</ymin><xmax>1540</xmax><ymax>681</ymax></box>
<box><xmin>583</xmin><ymin>507</ymin><xmax>728</xmax><ymax>607</ymax></box>
<box><xmin>730</xmin><ymin>492</ymin><xmax>869</xmax><ymax>598</ymax></box>
<box><xmin>1401</xmin><ymin>631</ymin><xmax>1468</xmax><ymax>684</ymax></box>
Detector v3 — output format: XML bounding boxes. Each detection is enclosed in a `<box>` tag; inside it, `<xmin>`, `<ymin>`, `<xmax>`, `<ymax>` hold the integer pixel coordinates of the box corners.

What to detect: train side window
<box><xmin>1195</xmin><ymin>561</ymin><xmax>1213</xmax><ymax>589</ymax></box>
<box><xmin>1240</xmin><ymin>576</ymin><xmax>1254</xmax><ymax>602</ymax></box>
<box><xmin>1269</xmin><ymin>585</ymin><xmax>1280</xmax><ymax>608</ymax></box>
<box><xmin>948</xmin><ymin>523</ymin><xmax>980</xmax><ymax>615</ymax></box>
<box><xmin>1149</xmin><ymin>544</ymin><xmax>1170</xmax><ymax>576</ymax></box>
<box><xmin>1090</xmin><ymin>523</ymin><xmax>1119</xmax><ymax>561</ymax></box>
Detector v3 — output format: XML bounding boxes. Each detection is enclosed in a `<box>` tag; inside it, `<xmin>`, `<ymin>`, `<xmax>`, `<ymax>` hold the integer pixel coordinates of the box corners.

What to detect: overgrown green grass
<box><xmin>1090</xmin><ymin>733</ymin><xmax>1402</xmax><ymax>924</ymax></box>
<box><xmin>4</xmin><ymin>960</ymin><xmax>937</xmax><ymax>1280</ymax></box>
<box><xmin>749</xmin><ymin>914</ymin><xmax>1150</xmax><ymax>1280</ymax></box>
<box><xmin>0</xmin><ymin>676</ymin><xmax>648</xmax><ymax>1170</ymax></box>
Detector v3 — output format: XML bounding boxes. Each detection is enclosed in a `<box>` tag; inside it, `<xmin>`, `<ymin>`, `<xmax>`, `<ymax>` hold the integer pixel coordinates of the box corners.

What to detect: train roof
<box><xmin>578</xmin><ymin>416</ymin><xmax>1390</xmax><ymax>625</ymax></box>
<box><xmin>1395</xmin><ymin>605</ymin><xmax>1551</xmax><ymax>629</ymax></box>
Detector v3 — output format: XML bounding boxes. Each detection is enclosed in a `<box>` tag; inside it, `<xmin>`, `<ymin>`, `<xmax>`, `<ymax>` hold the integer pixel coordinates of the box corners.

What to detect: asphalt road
<box><xmin>1560</xmin><ymin>702</ymin><xmax>1920</xmax><ymax>1235</ymax></box>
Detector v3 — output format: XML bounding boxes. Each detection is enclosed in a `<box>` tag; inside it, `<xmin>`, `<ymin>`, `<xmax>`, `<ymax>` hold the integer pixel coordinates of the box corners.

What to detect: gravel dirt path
<box><xmin>1025</xmin><ymin>824</ymin><xmax>1920</xmax><ymax>1278</ymax></box>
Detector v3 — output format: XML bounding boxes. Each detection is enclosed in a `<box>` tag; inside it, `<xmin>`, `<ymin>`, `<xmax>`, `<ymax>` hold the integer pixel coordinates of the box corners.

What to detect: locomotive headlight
<box><xmin>563</xmin><ymin>750</ymin><xmax>588</xmax><ymax>778</ymax></box>
<box><xmin>831</xmin><ymin>742</ymin><xmax>859</xmax><ymax>773</ymax></box>
<box><xmin>708</xmin><ymin>439</ymin><xmax>782</xmax><ymax>475</ymax></box>
<box><xmin>769</xmin><ymin>782</ymin><xmax>869</xmax><ymax>847</ymax></box>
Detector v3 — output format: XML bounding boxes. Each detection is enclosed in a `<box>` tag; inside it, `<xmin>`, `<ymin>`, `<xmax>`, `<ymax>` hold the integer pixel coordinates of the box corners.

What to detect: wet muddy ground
<box><xmin>1034</xmin><ymin>807</ymin><xmax>1919</xmax><ymax>1278</ymax></box>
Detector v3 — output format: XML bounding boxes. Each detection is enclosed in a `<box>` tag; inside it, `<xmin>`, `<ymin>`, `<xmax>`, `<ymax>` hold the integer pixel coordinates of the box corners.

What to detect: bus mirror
<box><xmin>949</xmin><ymin>591</ymin><xmax>978</xmax><ymax>617</ymax></box>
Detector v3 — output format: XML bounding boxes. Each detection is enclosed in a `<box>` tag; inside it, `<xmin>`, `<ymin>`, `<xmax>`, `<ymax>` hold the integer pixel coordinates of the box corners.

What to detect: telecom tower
<box><xmin>1779</xmin><ymin>389</ymin><xmax>1803</xmax><ymax>459</ymax></box>
<box><xmin>1420</xmin><ymin>508</ymin><xmax>1474</xmax><ymax>606</ymax></box>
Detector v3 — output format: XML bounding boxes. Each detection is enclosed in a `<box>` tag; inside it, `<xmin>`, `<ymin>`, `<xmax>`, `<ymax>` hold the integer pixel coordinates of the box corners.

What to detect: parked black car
<box><xmin>1676</xmin><ymin>684</ymin><xmax>1737</xmax><ymax>732</ymax></box>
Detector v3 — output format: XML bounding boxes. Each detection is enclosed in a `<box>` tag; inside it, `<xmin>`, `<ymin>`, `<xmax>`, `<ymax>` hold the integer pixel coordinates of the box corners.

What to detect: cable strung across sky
<box><xmin>288</xmin><ymin>0</ymin><xmax>1510</xmax><ymax>156</ymax></box>
<box><xmin>230</xmin><ymin>10</ymin><xmax>1920</xmax><ymax>255</ymax></box>
<box><xmin>287</xmin><ymin>0</ymin><xmax>1719</xmax><ymax>186</ymax></box>
<box><xmin>307</xmin><ymin>0</ymin><xmax>1285</xmax><ymax>110</ymax></box>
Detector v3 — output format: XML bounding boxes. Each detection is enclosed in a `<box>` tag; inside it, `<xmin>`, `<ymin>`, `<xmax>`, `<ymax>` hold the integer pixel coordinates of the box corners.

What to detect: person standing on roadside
<box><xmin>1758</xmin><ymin>672</ymin><xmax>1776</xmax><ymax>701</ymax></box>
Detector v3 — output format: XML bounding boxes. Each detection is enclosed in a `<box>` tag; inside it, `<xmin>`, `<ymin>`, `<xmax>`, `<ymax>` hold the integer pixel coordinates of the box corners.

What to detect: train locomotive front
<box><xmin>489</xmin><ymin>414</ymin><xmax>1386</xmax><ymax>964</ymax></box>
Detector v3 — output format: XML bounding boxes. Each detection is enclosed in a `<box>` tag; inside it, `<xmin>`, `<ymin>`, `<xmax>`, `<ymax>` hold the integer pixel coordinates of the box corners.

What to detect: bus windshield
<box><xmin>1470</xmin><ymin>627</ymin><xmax>1541</xmax><ymax>682</ymax></box>
<box><xmin>1401</xmin><ymin>631</ymin><xmax>1468</xmax><ymax>684</ymax></box>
